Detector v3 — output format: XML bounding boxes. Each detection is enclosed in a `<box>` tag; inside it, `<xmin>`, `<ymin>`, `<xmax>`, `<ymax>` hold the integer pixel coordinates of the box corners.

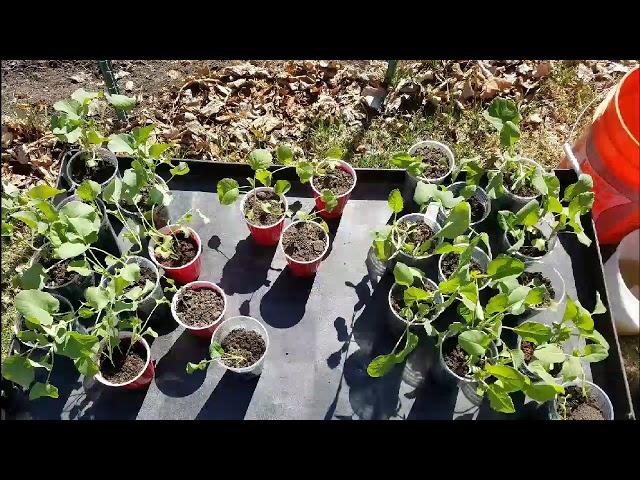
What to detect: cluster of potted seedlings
<box><xmin>0</xmin><ymin>91</ymin><xmax>613</xmax><ymax>420</ymax></box>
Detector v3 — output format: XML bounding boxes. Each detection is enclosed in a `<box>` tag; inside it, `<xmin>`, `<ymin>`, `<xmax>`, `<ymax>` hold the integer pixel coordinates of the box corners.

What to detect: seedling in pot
<box><xmin>503</xmin><ymin>291</ymin><xmax>609</xmax><ymax>385</ymax></box>
<box><xmin>2</xmin><ymin>290</ymin><xmax>100</xmax><ymax>400</ymax></box>
<box><xmin>371</xmin><ymin>189</ymin><xmax>471</xmax><ymax>262</ymax></box>
<box><xmin>217</xmin><ymin>148</ymin><xmax>291</xmax><ymax>226</ymax></box>
<box><xmin>391</xmin><ymin>144</ymin><xmax>451</xmax><ymax>181</ymax></box>
<box><xmin>149</xmin><ymin>210</ymin><xmax>209</xmax><ymax>268</ymax></box>
<box><xmin>498</xmin><ymin>200</ymin><xmax>554</xmax><ymax>258</ymax></box>
<box><xmin>436</xmin><ymin>232</ymin><xmax>492</xmax><ymax>287</ymax></box>
<box><xmin>554</xmin><ymin>381</ymin><xmax>611</xmax><ymax>420</ymax></box>
<box><xmin>187</xmin><ymin>331</ymin><xmax>267</xmax><ymax>373</ymax></box>
<box><xmin>51</xmin><ymin>88</ymin><xmax>136</xmax><ymax>185</ymax></box>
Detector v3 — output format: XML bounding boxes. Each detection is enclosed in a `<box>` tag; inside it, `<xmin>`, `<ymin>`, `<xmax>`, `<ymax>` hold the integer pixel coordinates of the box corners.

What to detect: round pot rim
<box><xmin>439</xmin><ymin>333</ymin><xmax>497</xmax><ymax>383</ymax></box>
<box><xmin>408</xmin><ymin>140</ymin><xmax>455</xmax><ymax>183</ymax></box>
<box><xmin>550</xmin><ymin>379</ymin><xmax>613</xmax><ymax>420</ymax></box>
<box><xmin>14</xmin><ymin>293</ymin><xmax>74</xmax><ymax>349</ymax></box>
<box><xmin>33</xmin><ymin>244</ymin><xmax>92</xmax><ymax>290</ymax></box>
<box><xmin>523</xmin><ymin>264</ymin><xmax>566</xmax><ymax>311</ymax></box>
<box><xmin>437</xmin><ymin>246</ymin><xmax>491</xmax><ymax>291</ymax></box>
<box><xmin>211</xmin><ymin>315</ymin><xmax>269</xmax><ymax>373</ymax></box>
<box><xmin>502</xmin><ymin>157</ymin><xmax>544</xmax><ymax>201</ymax></box>
<box><xmin>310</xmin><ymin>160</ymin><xmax>358</xmax><ymax>199</ymax></box>
<box><xmin>118</xmin><ymin>173</ymin><xmax>169</xmax><ymax>216</ymax></box>
<box><xmin>67</xmin><ymin>148</ymin><xmax>119</xmax><ymax>189</ymax></box>
<box><xmin>100</xmin><ymin>255</ymin><xmax>161</xmax><ymax>305</ymax></box>
<box><xmin>279</xmin><ymin>219</ymin><xmax>330</xmax><ymax>265</ymax></box>
<box><xmin>148</xmin><ymin>225</ymin><xmax>202</xmax><ymax>271</ymax></box>
<box><xmin>448</xmin><ymin>181</ymin><xmax>491</xmax><ymax>225</ymax></box>
<box><xmin>171</xmin><ymin>280</ymin><xmax>227</xmax><ymax>331</ymax></box>
<box><xmin>388</xmin><ymin>279</ymin><xmax>444</xmax><ymax>326</ymax></box>
<box><xmin>503</xmin><ymin>227</ymin><xmax>556</xmax><ymax>262</ymax></box>
<box><xmin>239</xmin><ymin>186</ymin><xmax>289</xmax><ymax>229</ymax></box>
<box><xmin>392</xmin><ymin>212</ymin><xmax>442</xmax><ymax>261</ymax></box>
<box><xmin>94</xmin><ymin>331</ymin><xmax>151</xmax><ymax>388</ymax></box>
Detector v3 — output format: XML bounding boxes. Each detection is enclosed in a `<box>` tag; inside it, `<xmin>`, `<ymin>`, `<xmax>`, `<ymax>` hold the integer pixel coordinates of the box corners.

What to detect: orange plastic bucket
<box><xmin>567</xmin><ymin>66</ymin><xmax>640</xmax><ymax>245</ymax></box>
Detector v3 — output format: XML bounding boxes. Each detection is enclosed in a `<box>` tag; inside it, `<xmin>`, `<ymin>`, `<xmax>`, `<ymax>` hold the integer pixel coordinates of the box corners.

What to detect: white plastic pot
<box><xmin>210</xmin><ymin>316</ymin><xmax>269</xmax><ymax>377</ymax></box>
<box><xmin>603</xmin><ymin>229</ymin><xmax>639</xmax><ymax>335</ymax></box>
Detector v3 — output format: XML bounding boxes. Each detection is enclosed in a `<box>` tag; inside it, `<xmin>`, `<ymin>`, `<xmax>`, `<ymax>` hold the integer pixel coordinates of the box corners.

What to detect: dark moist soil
<box><xmin>391</xmin><ymin>281</ymin><xmax>436</xmax><ymax>320</ymax></box>
<box><xmin>158</xmin><ymin>232</ymin><xmax>198</xmax><ymax>268</ymax></box>
<box><xmin>556</xmin><ymin>385</ymin><xmax>606</xmax><ymax>420</ymax></box>
<box><xmin>42</xmin><ymin>255</ymin><xmax>81</xmax><ymax>287</ymax></box>
<box><xmin>313</xmin><ymin>167</ymin><xmax>354</xmax><ymax>196</ymax></box>
<box><xmin>282</xmin><ymin>221</ymin><xmax>327</xmax><ymax>262</ymax></box>
<box><xmin>99</xmin><ymin>338</ymin><xmax>147</xmax><ymax>384</ymax></box>
<box><xmin>505</xmin><ymin>171</ymin><xmax>539</xmax><ymax>197</ymax></box>
<box><xmin>509</xmin><ymin>229</ymin><xmax>547</xmax><ymax>258</ymax></box>
<box><xmin>401</xmin><ymin>220</ymin><xmax>434</xmax><ymax>253</ymax></box>
<box><xmin>443</xmin><ymin>339</ymin><xmax>487</xmax><ymax>378</ymax></box>
<box><xmin>70</xmin><ymin>155</ymin><xmax>115</xmax><ymax>185</ymax></box>
<box><xmin>520</xmin><ymin>271</ymin><xmax>554</xmax><ymax>307</ymax></box>
<box><xmin>521</xmin><ymin>341</ymin><xmax>536</xmax><ymax>363</ymax></box>
<box><xmin>412</xmin><ymin>144</ymin><xmax>450</xmax><ymax>179</ymax></box>
<box><xmin>220</xmin><ymin>328</ymin><xmax>266</xmax><ymax>368</ymax></box>
<box><xmin>124</xmin><ymin>265</ymin><xmax>156</xmax><ymax>296</ymax></box>
<box><xmin>468</xmin><ymin>195</ymin><xmax>486</xmax><ymax>222</ymax></box>
<box><xmin>440</xmin><ymin>253</ymin><xmax>484</xmax><ymax>279</ymax></box>
<box><xmin>243</xmin><ymin>190</ymin><xmax>285</xmax><ymax>226</ymax></box>
<box><xmin>175</xmin><ymin>287</ymin><xmax>225</xmax><ymax>328</ymax></box>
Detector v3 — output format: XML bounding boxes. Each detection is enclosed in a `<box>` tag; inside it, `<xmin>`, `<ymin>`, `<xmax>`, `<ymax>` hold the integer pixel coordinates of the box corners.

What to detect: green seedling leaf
<box><xmin>484</xmin><ymin>364</ymin><xmax>525</xmax><ymax>393</ymax></box>
<box><xmin>393</xmin><ymin>262</ymin><xmax>416</xmax><ymax>287</ymax></box>
<box><xmin>247</xmin><ymin>149</ymin><xmax>273</xmax><ymax>171</ymax></box>
<box><xmin>388</xmin><ymin>188</ymin><xmax>404</xmax><ymax>213</ymax></box>
<box><xmin>295</xmin><ymin>161</ymin><xmax>314</xmax><ymax>184</ymax></box>
<box><xmin>20</xmin><ymin>262</ymin><xmax>47</xmax><ymax>290</ymax></box>
<box><xmin>2</xmin><ymin>355</ymin><xmax>35</xmax><ymax>389</ymax></box>
<box><xmin>500</xmin><ymin>121</ymin><xmax>520</xmax><ymax>149</ymax></box>
<box><xmin>103</xmin><ymin>177</ymin><xmax>122</xmax><ymax>205</ymax></box>
<box><xmin>404</xmin><ymin>286</ymin><xmax>430</xmax><ymax>304</ymax></box>
<box><xmin>74</xmin><ymin>355</ymin><xmax>99</xmax><ymax>378</ymax></box>
<box><xmin>55</xmin><ymin>242</ymin><xmax>89</xmax><ymax>259</ymax></box>
<box><xmin>53</xmin><ymin>99</ymin><xmax>81</xmax><ymax>119</ymax></box>
<box><xmin>485</xmin><ymin>383</ymin><xmax>515</xmax><ymax>414</ymax></box>
<box><xmin>119</xmin><ymin>263</ymin><xmax>140</xmax><ymax>283</ymax></box>
<box><xmin>71</xmin><ymin>88</ymin><xmax>100</xmax><ymax>104</ymax></box>
<box><xmin>581</xmin><ymin>344</ymin><xmax>609</xmax><ymax>363</ymax></box>
<box><xmin>107</xmin><ymin>133</ymin><xmax>135</xmax><ymax>154</ymax></box>
<box><xmin>59</xmin><ymin>331</ymin><xmax>100</xmax><ymax>360</ymax></box>
<box><xmin>255</xmin><ymin>169</ymin><xmax>272</xmax><ymax>187</ymax></box>
<box><xmin>15</xmin><ymin>290</ymin><xmax>59</xmax><ymax>327</ymax></box>
<box><xmin>593</xmin><ymin>291</ymin><xmax>607</xmax><ymax>315</ymax></box>
<box><xmin>274</xmin><ymin>180</ymin><xmax>291</xmax><ymax>196</ymax></box>
<box><xmin>563</xmin><ymin>173</ymin><xmax>593</xmax><ymax>202</ymax></box>
<box><xmin>27</xmin><ymin>184</ymin><xmax>65</xmax><ymax>200</ymax></box>
<box><xmin>533</xmin><ymin>343</ymin><xmax>566</xmax><ymax>364</ymax></box>
<box><xmin>170</xmin><ymin>162</ymin><xmax>189</xmax><ymax>176</ymax></box>
<box><xmin>67</xmin><ymin>259</ymin><xmax>92</xmax><ymax>276</ymax></box>
<box><xmin>436</xmin><ymin>201</ymin><xmax>470</xmax><ymax>240</ymax></box>
<box><xmin>276</xmin><ymin>144</ymin><xmax>294</xmax><ymax>165</ymax></box>
<box><xmin>320</xmin><ymin>190</ymin><xmax>338</xmax><ymax>212</ymax></box>
<box><xmin>560</xmin><ymin>355</ymin><xmax>583</xmax><ymax>382</ymax></box>
<box><xmin>514</xmin><ymin>199</ymin><xmax>541</xmax><ymax>227</ymax></box>
<box><xmin>523</xmin><ymin>382</ymin><xmax>559</xmax><ymax>403</ymax></box>
<box><xmin>76</xmin><ymin>180</ymin><xmax>101</xmax><ymax>202</ymax></box>
<box><xmin>210</xmin><ymin>341</ymin><xmax>225</xmax><ymax>359</ymax></box>
<box><xmin>150</xmin><ymin>143</ymin><xmax>173</xmax><ymax>158</ymax></box>
<box><xmin>106</xmin><ymin>93</ymin><xmax>137</xmax><ymax>112</ymax></box>
<box><xmin>484</xmin><ymin>97</ymin><xmax>521</xmax><ymax>131</ymax></box>
<box><xmin>325</xmin><ymin>146</ymin><xmax>345</xmax><ymax>160</ymax></box>
<box><xmin>186</xmin><ymin>361</ymin><xmax>209</xmax><ymax>374</ymax></box>
<box><xmin>11</xmin><ymin>211</ymin><xmax>39</xmax><ymax>229</ymax></box>
<box><xmin>217</xmin><ymin>178</ymin><xmax>240</xmax><ymax>205</ymax></box>
<box><xmin>29</xmin><ymin>382</ymin><xmax>59</xmax><ymax>400</ymax></box>
<box><xmin>84</xmin><ymin>287</ymin><xmax>111</xmax><ymax>310</ymax></box>
<box><xmin>513</xmin><ymin>321</ymin><xmax>552</xmax><ymax>344</ymax></box>
<box><xmin>487</xmin><ymin>254</ymin><xmax>525</xmax><ymax>281</ymax></box>
<box><xmin>458</xmin><ymin>330</ymin><xmax>490</xmax><ymax>357</ymax></box>
<box><xmin>367</xmin><ymin>354</ymin><xmax>396</xmax><ymax>377</ymax></box>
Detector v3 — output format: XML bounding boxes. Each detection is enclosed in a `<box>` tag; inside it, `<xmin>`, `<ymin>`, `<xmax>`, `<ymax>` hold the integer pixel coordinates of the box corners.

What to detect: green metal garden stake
<box><xmin>385</xmin><ymin>60</ymin><xmax>398</xmax><ymax>86</ymax></box>
<box><xmin>98</xmin><ymin>60</ymin><xmax>127</xmax><ymax>122</ymax></box>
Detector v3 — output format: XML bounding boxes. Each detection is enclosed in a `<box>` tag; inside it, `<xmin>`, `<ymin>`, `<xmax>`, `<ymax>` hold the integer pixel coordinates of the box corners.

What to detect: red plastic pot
<box><xmin>279</xmin><ymin>220</ymin><xmax>330</xmax><ymax>277</ymax></box>
<box><xmin>171</xmin><ymin>281</ymin><xmax>227</xmax><ymax>339</ymax></box>
<box><xmin>148</xmin><ymin>225</ymin><xmax>202</xmax><ymax>284</ymax></box>
<box><xmin>239</xmin><ymin>187</ymin><xmax>288</xmax><ymax>246</ymax></box>
<box><xmin>310</xmin><ymin>160</ymin><xmax>357</xmax><ymax>219</ymax></box>
<box><xmin>94</xmin><ymin>332</ymin><xmax>155</xmax><ymax>390</ymax></box>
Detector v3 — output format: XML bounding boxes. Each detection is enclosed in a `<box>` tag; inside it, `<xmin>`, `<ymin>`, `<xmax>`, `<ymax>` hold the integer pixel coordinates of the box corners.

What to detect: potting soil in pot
<box><xmin>556</xmin><ymin>385</ymin><xmax>605</xmax><ymax>420</ymax></box>
<box><xmin>510</xmin><ymin>229</ymin><xmax>547</xmax><ymax>258</ymax></box>
<box><xmin>282</xmin><ymin>222</ymin><xmax>326</xmax><ymax>261</ymax></box>
<box><xmin>176</xmin><ymin>287</ymin><xmax>224</xmax><ymax>328</ymax></box>
<box><xmin>443</xmin><ymin>339</ymin><xmax>488</xmax><ymax>378</ymax></box>
<box><xmin>220</xmin><ymin>328</ymin><xmax>266</xmax><ymax>368</ymax></box>
<box><xmin>391</xmin><ymin>282</ymin><xmax>435</xmax><ymax>320</ymax></box>
<box><xmin>158</xmin><ymin>232</ymin><xmax>198</xmax><ymax>268</ymax></box>
<box><xmin>440</xmin><ymin>253</ymin><xmax>485</xmax><ymax>280</ymax></box>
<box><xmin>519</xmin><ymin>271</ymin><xmax>554</xmax><ymax>307</ymax></box>
<box><xmin>71</xmin><ymin>155</ymin><xmax>116</xmax><ymax>185</ymax></box>
<box><xmin>468</xmin><ymin>195</ymin><xmax>485</xmax><ymax>222</ymax></box>
<box><xmin>411</xmin><ymin>144</ymin><xmax>450</xmax><ymax>178</ymax></box>
<box><xmin>124</xmin><ymin>266</ymin><xmax>156</xmax><ymax>295</ymax></box>
<box><xmin>313</xmin><ymin>168</ymin><xmax>354</xmax><ymax>195</ymax></box>
<box><xmin>520</xmin><ymin>341</ymin><xmax>562</xmax><ymax>375</ymax></box>
<box><xmin>504</xmin><ymin>168</ymin><xmax>538</xmax><ymax>197</ymax></box>
<box><xmin>43</xmin><ymin>256</ymin><xmax>82</xmax><ymax>288</ymax></box>
<box><xmin>99</xmin><ymin>338</ymin><xmax>147</xmax><ymax>384</ymax></box>
<box><xmin>244</xmin><ymin>190</ymin><xmax>285</xmax><ymax>226</ymax></box>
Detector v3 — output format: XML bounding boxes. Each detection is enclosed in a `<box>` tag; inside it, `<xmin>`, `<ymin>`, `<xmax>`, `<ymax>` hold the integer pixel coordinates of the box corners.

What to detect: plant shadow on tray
<box><xmin>220</xmin><ymin>237</ymin><xmax>280</xmax><ymax>295</ymax></box>
<box><xmin>195</xmin><ymin>371</ymin><xmax>259</xmax><ymax>420</ymax></box>
<box><xmin>154</xmin><ymin>331</ymin><xmax>210</xmax><ymax>398</ymax></box>
<box><xmin>260</xmin><ymin>269</ymin><xmax>315</xmax><ymax>329</ymax></box>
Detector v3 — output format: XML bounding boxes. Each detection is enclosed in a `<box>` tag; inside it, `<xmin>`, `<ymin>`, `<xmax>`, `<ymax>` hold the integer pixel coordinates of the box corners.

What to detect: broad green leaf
<box><xmin>55</xmin><ymin>242</ymin><xmax>89</xmax><ymax>259</ymax></box>
<box><xmin>11</xmin><ymin>211</ymin><xmax>39</xmax><ymax>229</ymax></box>
<box><xmin>515</xmin><ymin>199</ymin><xmax>541</xmax><ymax>227</ymax></box>
<box><xmin>320</xmin><ymin>189</ymin><xmax>338</xmax><ymax>212</ymax></box>
<box><xmin>525</xmin><ymin>286</ymin><xmax>546</xmax><ymax>306</ymax></box>
<box><xmin>102</xmin><ymin>177</ymin><xmax>122</xmax><ymax>205</ymax></box>
<box><xmin>210</xmin><ymin>342</ymin><xmax>225</xmax><ymax>359</ymax></box>
<box><xmin>510</xmin><ymin>348</ymin><xmax>525</xmax><ymax>369</ymax></box>
<box><xmin>170</xmin><ymin>162</ymin><xmax>189</xmax><ymax>176</ymax></box>
<box><xmin>106</xmin><ymin>93</ymin><xmax>137</xmax><ymax>112</ymax></box>
<box><xmin>367</xmin><ymin>354</ymin><xmax>397</xmax><ymax>377</ymax></box>
<box><xmin>247</xmin><ymin>149</ymin><xmax>273</xmax><ymax>171</ymax></box>
<box><xmin>394</xmin><ymin>331</ymin><xmax>419</xmax><ymax>363</ymax></box>
<box><xmin>485</xmin><ymin>364</ymin><xmax>525</xmax><ymax>393</ymax></box>
<box><xmin>436</xmin><ymin>201</ymin><xmax>470</xmax><ymax>240</ymax></box>
<box><xmin>533</xmin><ymin>344</ymin><xmax>566</xmax><ymax>364</ymax></box>
<box><xmin>563</xmin><ymin>296</ymin><xmax>594</xmax><ymax>333</ymax></box>
<box><xmin>119</xmin><ymin>263</ymin><xmax>140</xmax><ymax>282</ymax></box>
<box><xmin>563</xmin><ymin>173</ymin><xmax>593</xmax><ymax>202</ymax></box>
<box><xmin>458</xmin><ymin>330</ymin><xmax>490</xmax><ymax>357</ymax></box>
<box><xmin>276</xmin><ymin>144</ymin><xmax>294</xmax><ymax>165</ymax></box>
<box><xmin>513</xmin><ymin>321</ymin><xmax>552</xmax><ymax>345</ymax></box>
<box><xmin>59</xmin><ymin>331</ymin><xmax>100</xmax><ymax>360</ymax></box>
<box><xmin>295</xmin><ymin>161</ymin><xmax>314</xmax><ymax>184</ymax></box>
<box><xmin>76</xmin><ymin>180</ymin><xmax>101</xmax><ymax>201</ymax></box>
<box><xmin>86</xmin><ymin>130</ymin><xmax>109</xmax><ymax>145</ymax></box>
<box><xmin>274</xmin><ymin>180</ymin><xmax>291</xmax><ymax>196</ymax></box>
<box><xmin>325</xmin><ymin>146</ymin><xmax>344</xmax><ymax>160</ymax></box>
<box><xmin>71</xmin><ymin>88</ymin><xmax>100</xmax><ymax>104</ymax></box>
<box><xmin>487</xmin><ymin>254</ymin><xmax>525</xmax><ymax>281</ymax></box>
<box><xmin>404</xmin><ymin>286</ymin><xmax>430</xmax><ymax>304</ymax></box>
<box><xmin>583</xmin><ymin>329</ymin><xmax>609</xmax><ymax>349</ymax></box>
<box><xmin>60</xmin><ymin>200</ymin><xmax>95</xmax><ymax>219</ymax></box>
<box><xmin>149</xmin><ymin>143</ymin><xmax>173</xmax><ymax>158</ymax></box>
<box><xmin>85</xmin><ymin>286</ymin><xmax>110</xmax><ymax>310</ymax></box>
<box><xmin>217</xmin><ymin>178</ymin><xmax>240</xmax><ymax>205</ymax></box>
<box><xmin>74</xmin><ymin>356</ymin><xmax>99</xmax><ymax>378</ymax></box>
<box><xmin>53</xmin><ymin>99</ymin><xmax>81</xmax><ymax>119</ymax></box>
<box><xmin>20</xmin><ymin>262</ymin><xmax>47</xmax><ymax>289</ymax></box>
<box><xmin>29</xmin><ymin>382</ymin><xmax>59</xmax><ymax>400</ymax></box>
<box><xmin>107</xmin><ymin>133</ymin><xmax>135</xmax><ymax>154</ymax></box>
<box><xmin>132</xmin><ymin>124</ymin><xmax>155</xmax><ymax>144</ymax></box>
<box><xmin>388</xmin><ymin>189</ymin><xmax>404</xmax><ymax>214</ymax></box>
<box><xmin>1</xmin><ymin>355</ymin><xmax>35</xmax><ymax>389</ymax></box>
<box><xmin>413</xmin><ymin>181</ymin><xmax>436</xmax><ymax>205</ymax></box>
<box><xmin>2</xmin><ymin>222</ymin><xmax>13</xmax><ymax>237</ymax></box>
<box><xmin>393</xmin><ymin>262</ymin><xmax>415</xmax><ymax>287</ymax></box>
<box><xmin>255</xmin><ymin>169</ymin><xmax>272</xmax><ymax>187</ymax></box>
<box><xmin>27</xmin><ymin>184</ymin><xmax>65</xmax><ymax>200</ymax></box>
<box><xmin>485</xmin><ymin>383</ymin><xmax>515</xmax><ymax>414</ymax></box>
<box><xmin>484</xmin><ymin>97</ymin><xmax>521</xmax><ymax>131</ymax></box>
<box><xmin>500</xmin><ymin>120</ymin><xmax>521</xmax><ymax>148</ymax></box>
<box><xmin>581</xmin><ymin>344</ymin><xmax>609</xmax><ymax>363</ymax></box>
<box><xmin>523</xmin><ymin>382</ymin><xmax>559</xmax><ymax>403</ymax></box>
<box><xmin>186</xmin><ymin>361</ymin><xmax>208</xmax><ymax>374</ymax></box>
<box><xmin>15</xmin><ymin>290</ymin><xmax>59</xmax><ymax>326</ymax></box>
<box><xmin>527</xmin><ymin>361</ymin><xmax>565</xmax><ymax>392</ymax></box>
<box><xmin>560</xmin><ymin>355</ymin><xmax>583</xmax><ymax>382</ymax></box>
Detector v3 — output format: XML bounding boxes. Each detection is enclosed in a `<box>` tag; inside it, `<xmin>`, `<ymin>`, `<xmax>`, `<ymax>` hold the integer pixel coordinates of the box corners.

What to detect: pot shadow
<box><xmin>154</xmin><ymin>331</ymin><xmax>210</xmax><ymax>398</ymax></box>
<box><xmin>260</xmin><ymin>269</ymin><xmax>314</xmax><ymax>329</ymax></box>
<box><xmin>67</xmin><ymin>381</ymin><xmax>147</xmax><ymax>420</ymax></box>
<box><xmin>145</xmin><ymin>291</ymin><xmax>178</xmax><ymax>337</ymax></box>
<box><xmin>195</xmin><ymin>371</ymin><xmax>259</xmax><ymax>420</ymax></box>
<box><xmin>219</xmin><ymin>237</ymin><xmax>280</xmax><ymax>295</ymax></box>
<box><xmin>406</xmin><ymin>382</ymin><xmax>462</xmax><ymax>420</ymax></box>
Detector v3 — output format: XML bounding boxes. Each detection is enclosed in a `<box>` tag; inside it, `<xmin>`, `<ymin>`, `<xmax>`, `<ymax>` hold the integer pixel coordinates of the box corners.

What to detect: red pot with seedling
<box><xmin>171</xmin><ymin>281</ymin><xmax>227</xmax><ymax>339</ymax></box>
<box><xmin>280</xmin><ymin>219</ymin><xmax>330</xmax><ymax>277</ymax></box>
<box><xmin>94</xmin><ymin>332</ymin><xmax>155</xmax><ymax>391</ymax></box>
<box><xmin>148</xmin><ymin>225</ymin><xmax>202</xmax><ymax>284</ymax></box>
<box><xmin>240</xmin><ymin>187</ymin><xmax>289</xmax><ymax>246</ymax></box>
<box><xmin>310</xmin><ymin>160</ymin><xmax>357</xmax><ymax>219</ymax></box>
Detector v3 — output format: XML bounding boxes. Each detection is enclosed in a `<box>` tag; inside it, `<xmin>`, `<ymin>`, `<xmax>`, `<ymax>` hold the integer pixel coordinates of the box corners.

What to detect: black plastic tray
<box><xmin>6</xmin><ymin>156</ymin><xmax>635</xmax><ymax>420</ymax></box>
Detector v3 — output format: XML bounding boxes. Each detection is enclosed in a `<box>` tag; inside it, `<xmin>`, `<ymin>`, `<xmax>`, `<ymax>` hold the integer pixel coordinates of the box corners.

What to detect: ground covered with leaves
<box><xmin>1</xmin><ymin>60</ymin><xmax>638</xmax><ymax>398</ymax></box>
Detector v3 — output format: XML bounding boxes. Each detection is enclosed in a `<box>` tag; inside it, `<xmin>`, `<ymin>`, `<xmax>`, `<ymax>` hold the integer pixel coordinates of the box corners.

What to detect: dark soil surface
<box><xmin>220</xmin><ymin>328</ymin><xmax>266</xmax><ymax>368</ymax></box>
<box><xmin>175</xmin><ymin>287</ymin><xmax>225</xmax><ymax>328</ymax></box>
<box><xmin>520</xmin><ymin>271</ymin><xmax>554</xmax><ymax>307</ymax></box>
<box><xmin>124</xmin><ymin>265</ymin><xmax>156</xmax><ymax>296</ymax></box>
<box><xmin>391</xmin><ymin>281</ymin><xmax>436</xmax><ymax>320</ymax></box>
<box><xmin>282</xmin><ymin>221</ymin><xmax>326</xmax><ymax>262</ymax></box>
<box><xmin>440</xmin><ymin>253</ymin><xmax>484</xmax><ymax>280</ymax></box>
<box><xmin>468</xmin><ymin>195</ymin><xmax>486</xmax><ymax>222</ymax></box>
<box><xmin>556</xmin><ymin>385</ymin><xmax>606</xmax><ymax>420</ymax></box>
<box><xmin>505</xmin><ymin>171</ymin><xmax>539</xmax><ymax>197</ymax></box>
<box><xmin>158</xmin><ymin>231</ymin><xmax>198</xmax><ymax>268</ymax></box>
<box><xmin>70</xmin><ymin>154</ymin><xmax>116</xmax><ymax>185</ymax></box>
<box><xmin>99</xmin><ymin>338</ymin><xmax>147</xmax><ymax>384</ymax></box>
<box><xmin>401</xmin><ymin>220</ymin><xmax>434</xmax><ymax>255</ymax></box>
<box><xmin>444</xmin><ymin>342</ymin><xmax>472</xmax><ymax>378</ymax></box>
<box><xmin>412</xmin><ymin>144</ymin><xmax>450</xmax><ymax>179</ymax></box>
<box><xmin>521</xmin><ymin>340</ymin><xmax>536</xmax><ymax>363</ymax></box>
<box><xmin>313</xmin><ymin>167</ymin><xmax>354</xmax><ymax>196</ymax></box>
<box><xmin>42</xmin><ymin>255</ymin><xmax>81</xmax><ymax>287</ymax></box>
<box><xmin>243</xmin><ymin>190</ymin><xmax>285</xmax><ymax>226</ymax></box>
<box><xmin>509</xmin><ymin>228</ymin><xmax>547</xmax><ymax>258</ymax></box>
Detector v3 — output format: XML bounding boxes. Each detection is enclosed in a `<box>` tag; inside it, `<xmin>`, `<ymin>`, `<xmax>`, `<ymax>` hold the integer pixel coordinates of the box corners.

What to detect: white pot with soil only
<box><xmin>280</xmin><ymin>220</ymin><xmax>330</xmax><ymax>277</ymax></box>
<box><xmin>210</xmin><ymin>316</ymin><xmax>269</xmax><ymax>378</ymax></box>
<box><xmin>494</xmin><ymin>157</ymin><xmax>545</xmax><ymax>213</ymax></box>
<box><xmin>64</xmin><ymin>147</ymin><xmax>121</xmax><ymax>191</ymax></box>
<box><xmin>94</xmin><ymin>331</ymin><xmax>155</xmax><ymax>390</ymax></box>
<box><xmin>171</xmin><ymin>281</ymin><xmax>227</xmax><ymax>338</ymax></box>
<box><xmin>402</xmin><ymin>140</ymin><xmax>455</xmax><ymax>201</ymax></box>
<box><xmin>549</xmin><ymin>380</ymin><xmax>614</xmax><ymax>420</ymax></box>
